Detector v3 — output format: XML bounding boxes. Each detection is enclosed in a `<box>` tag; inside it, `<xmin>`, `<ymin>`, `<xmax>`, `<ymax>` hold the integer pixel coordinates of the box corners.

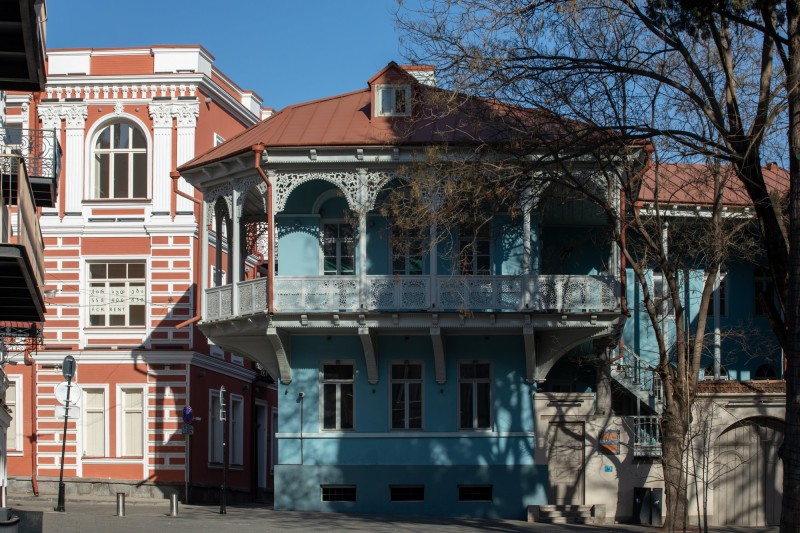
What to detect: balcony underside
<box><xmin>0</xmin><ymin>0</ymin><xmax>46</xmax><ymax>91</ymax></box>
<box><xmin>200</xmin><ymin>309</ymin><xmax>624</xmax><ymax>386</ymax></box>
<box><xmin>0</xmin><ymin>244</ymin><xmax>44</xmax><ymax>322</ymax></box>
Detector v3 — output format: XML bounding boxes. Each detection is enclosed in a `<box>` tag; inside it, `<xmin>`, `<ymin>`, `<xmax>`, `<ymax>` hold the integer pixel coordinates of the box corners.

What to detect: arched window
<box><xmin>92</xmin><ymin>121</ymin><xmax>147</xmax><ymax>199</ymax></box>
<box><xmin>754</xmin><ymin>364</ymin><xmax>777</xmax><ymax>380</ymax></box>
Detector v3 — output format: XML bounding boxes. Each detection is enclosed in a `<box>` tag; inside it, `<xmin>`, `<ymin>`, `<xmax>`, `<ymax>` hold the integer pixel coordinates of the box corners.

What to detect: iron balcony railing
<box><xmin>0</xmin><ymin>127</ymin><xmax>61</xmax><ymax>181</ymax></box>
<box><xmin>3</xmin><ymin>161</ymin><xmax>45</xmax><ymax>289</ymax></box>
<box><xmin>204</xmin><ymin>274</ymin><xmax>619</xmax><ymax>320</ymax></box>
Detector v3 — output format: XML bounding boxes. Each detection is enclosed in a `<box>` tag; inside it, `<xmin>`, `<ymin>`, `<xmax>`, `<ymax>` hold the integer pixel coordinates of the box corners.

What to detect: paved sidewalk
<box><xmin>4</xmin><ymin>494</ymin><xmax>779</xmax><ymax>533</ymax></box>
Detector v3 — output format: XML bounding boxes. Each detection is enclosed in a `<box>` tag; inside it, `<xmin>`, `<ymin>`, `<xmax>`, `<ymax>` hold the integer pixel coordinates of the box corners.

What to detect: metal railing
<box><xmin>203</xmin><ymin>273</ymin><xmax>619</xmax><ymax>319</ymax></box>
<box><xmin>632</xmin><ymin>415</ymin><xmax>662</xmax><ymax>457</ymax></box>
<box><xmin>0</xmin><ymin>127</ymin><xmax>60</xmax><ymax>180</ymax></box>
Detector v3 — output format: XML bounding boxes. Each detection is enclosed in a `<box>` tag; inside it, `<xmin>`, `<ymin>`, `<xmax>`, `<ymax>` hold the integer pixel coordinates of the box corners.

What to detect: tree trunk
<box><xmin>661</xmin><ymin>404</ymin><xmax>689</xmax><ymax>532</ymax></box>
<box><xmin>782</xmin><ymin>2</ymin><xmax>800</xmax><ymax>532</ymax></box>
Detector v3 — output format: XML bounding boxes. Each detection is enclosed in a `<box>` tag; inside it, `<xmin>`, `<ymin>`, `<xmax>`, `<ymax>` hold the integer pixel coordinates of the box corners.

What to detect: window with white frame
<box><xmin>391</xmin><ymin>229</ymin><xmax>424</xmax><ymax>276</ymax></box>
<box><xmin>83</xmin><ymin>388</ymin><xmax>106</xmax><ymax>457</ymax></box>
<box><xmin>214</xmin><ymin>133</ymin><xmax>225</xmax><ymax>146</ymax></box>
<box><xmin>209</xmin><ymin>390</ymin><xmax>224</xmax><ymax>463</ymax></box>
<box><xmin>229</xmin><ymin>395</ymin><xmax>244</xmax><ymax>465</ymax></box>
<box><xmin>5</xmin><ymin>379</ymin><xmax>19</xmax><ymax>452</ymax></box>
<box><xmin>91</xmin><ymin>121</ymin><xmax>148</xmax><ymax>199</ymax></box>
<box><xmin>458</xmin><ymin>362</ymin><xmax>491</xmax><ymax>430</ymax></box>
<box><xmin>375</xmin><ymin>84</ymin><xmax>412</xmax><ymax>117</ymax></box>
<box><xmin>390</xmin><ymin>362</ymin><xmax>423</xmax><ymax>430</ymax></box>
<box><xmin>120</xmin><ymin>388</ymin><xmax>144</xmax><ymax>456</ymax></box>
<box><xmin>652</xmin><ymin>271</ymin><xmax>673</xmax><ymax>317</ymax></box>
<box><xmin>322</xmin><ymin>222</ymin><xmax>355</xmax><ymax>275</ymax></box>
<box><xmin>459</xmin><ymin>226</ymin><xmax>491</xmax><ymax>275</ymax></box>
<box><xmin>88</xmin><ymin>262</ymin><xmax>146</xmax><ymax>327</ymax></box>
<box><xmin>706</xmin><ymin>268</ymin><xmax>728</xmax><ymax>318</ymax></box>
<box><xmin>211</xmin><ymin>266</ymin><xmax>227</xmax><ymax>288</ymax></box>
<box><xmin>321</xmin><ymin>362</ymin><xmax>354</xmax><ymax>430</ymax></box>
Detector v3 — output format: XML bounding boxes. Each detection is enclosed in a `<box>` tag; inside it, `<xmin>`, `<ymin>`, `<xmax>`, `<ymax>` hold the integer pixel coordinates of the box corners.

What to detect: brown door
<box><xmin>547</xmin><ymin>421</ymin><xmax>585</xmax><ymax>505</ymax></box>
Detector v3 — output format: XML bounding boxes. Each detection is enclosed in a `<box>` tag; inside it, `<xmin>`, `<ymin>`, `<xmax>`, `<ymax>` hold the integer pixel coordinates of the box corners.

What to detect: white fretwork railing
<box><xmin>204</xmin><ymin>274</ymin><xmax>618</xmax><ymax>319</ymax></box>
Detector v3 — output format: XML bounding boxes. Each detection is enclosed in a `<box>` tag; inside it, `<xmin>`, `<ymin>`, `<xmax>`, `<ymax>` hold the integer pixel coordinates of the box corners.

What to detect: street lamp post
<box><xmin>56</xmin><ymin>355</ymin><xmax>76</xmax><ymax>512</ymax></box>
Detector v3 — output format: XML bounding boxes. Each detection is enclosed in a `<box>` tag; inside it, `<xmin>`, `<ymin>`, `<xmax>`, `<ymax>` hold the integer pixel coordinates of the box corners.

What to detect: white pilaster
<box><xmin>63</xmin><ymin>105</ymin><xmax>88</xmax><ymax>215</ymax></box>
<box><xmin>149</xmin><ymin>103</ymin><xmax>173</xmax><ymax>215</ymax></box>
<box><xmin>231</xmin><ymin>184</ymin><xmax>242</xmax><ymax>314</ymax></box>
<box><xmin>201</xmin><ymin>198</ymin><xmax>210</xmax><ymax>317</ymax></box>
<box><xmin>37</xmin><ymin>106</ymin><xmax>63</xmax><ymax>215</ymax></box>
<box><xmin>174</xmin><ymin>103</ymin><xmax>199</xmax><ymax>213</ymax></box>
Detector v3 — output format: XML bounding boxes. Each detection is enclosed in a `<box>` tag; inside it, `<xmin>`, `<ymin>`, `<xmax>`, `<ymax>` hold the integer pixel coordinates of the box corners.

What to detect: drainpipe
<box><xmin>171</xmin><ymin>171</ymin><xmax>204</xmax><ymax>331</ymax></box>
<box><xmin>24</xmin><ymin>348</ymin><xmax>38</xmax><ymax>496</ymax></box>
<box><xmin>251</xmin><ymin>144</ymin><xmax>274</xmax><ymax>314</ymax></box>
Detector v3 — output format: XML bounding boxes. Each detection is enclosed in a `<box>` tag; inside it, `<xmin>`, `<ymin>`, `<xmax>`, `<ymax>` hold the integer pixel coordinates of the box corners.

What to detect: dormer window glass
<box><xmin>376</xmin><ymin>84</ymin><xmax>412</xmax><ymax>117</ymax></box>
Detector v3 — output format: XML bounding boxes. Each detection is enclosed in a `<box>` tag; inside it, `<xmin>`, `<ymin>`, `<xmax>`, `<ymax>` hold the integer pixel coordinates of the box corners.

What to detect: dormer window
<box><xmin>376</xmin><ymin>84</ymin><xmax>412</xmax><ymax>117</ymax></box>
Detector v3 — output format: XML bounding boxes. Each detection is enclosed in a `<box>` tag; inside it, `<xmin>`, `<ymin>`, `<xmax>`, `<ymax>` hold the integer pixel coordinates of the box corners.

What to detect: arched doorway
<box><xmin>712</xmin><ymin>417</ymin><xmax>783</xmax><ymax>526</ymax></box>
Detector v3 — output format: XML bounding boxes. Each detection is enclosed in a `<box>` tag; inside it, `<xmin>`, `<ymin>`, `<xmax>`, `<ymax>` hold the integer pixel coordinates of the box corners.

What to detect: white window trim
<box><xmin>388</xmin><ymin>361</ymin><xmax>424</xmax><ymax>431</ymax></box>
<box><xmin>81</xmin><ymin>384</ymin><xmax>110</xmax><ymax>458</ymax></box>
<box><xmin>84</xmin><ymin>113</ymin><xmax>153</xmax><ymax>202</ymax></box>
<box><xmin>319</xmin><ymin>360</ymin><xmax>356</xmax><ymax>431</ymax></box>
<box><xmin>83</xmin><ymin>258</ymin><xmax>149</xmax><ymax>331</ymax></box>
<box><xmin>213</xmin><ymin>133</ymin><xmax>225</xmax><ymax>146</ymax></box>
<box><xmin>319</xmin><ymin>220</ymin><xmax>356</xmax><ymax>276</ymax></box>
<box><xmin>374</xmin><ymin>84</ymin><xmax>412</xmax><ymax>117</ymax></box>
<box><xmin>208</xmin><ymin>388</ymin><xmax>224</xmax><ymax>464</ymax></box>
<box><xmin>458</xmin><ymin>226</ymin><xmax>493</xmax><ymax>275</ymax></box>
<box><xmin>5</xmin><ymin>375</ymin><xmax>22</xmax><ymax>454</ymax></box>
<box><xmin>116</xmin><ymin>384</ymin><xmax>146</xmax><ymax>458</ymax></box>
<box><xmin>228</xmin><ymin>393</ymin><xmax>244</xmax><ymax>466</ymax></box>
<box><xmin>457</xmin><ymin>361</ymin><xmax>493</xmax><ymax>431</ymax></box>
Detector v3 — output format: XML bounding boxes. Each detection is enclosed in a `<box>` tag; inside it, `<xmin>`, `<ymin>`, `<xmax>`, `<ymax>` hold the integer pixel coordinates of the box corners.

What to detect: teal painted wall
<box><xmin>274</xmin><ymin>334</ymin><xmax>542</xmax><ymax>519</ymax></box>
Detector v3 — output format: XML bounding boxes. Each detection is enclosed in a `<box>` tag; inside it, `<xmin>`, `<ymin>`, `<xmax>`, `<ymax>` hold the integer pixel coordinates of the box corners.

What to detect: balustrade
<box><xmin>204</xmin><ymin>274</ymin><xmax>619</xmax><ymax>320</ymax></box>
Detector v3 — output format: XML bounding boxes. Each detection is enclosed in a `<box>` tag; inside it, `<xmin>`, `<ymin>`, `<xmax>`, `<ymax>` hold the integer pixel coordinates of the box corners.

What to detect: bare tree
<box><xmin>392</xmin><ymin>1</ymin><xmax>791</xmax><ymax>529</ymax></box>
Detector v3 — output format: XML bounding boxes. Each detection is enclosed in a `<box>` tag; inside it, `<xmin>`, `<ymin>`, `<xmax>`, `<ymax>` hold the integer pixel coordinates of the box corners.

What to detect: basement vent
<box><xmin>390</xmin><ymin>485</ymin><xmax>424</xmax><ymax>502</ymax></box>
<box><xmin>321</xmin><ymin>485</ymin><xmax>356</xmax><ymax>502</ymax></box>
<box><xmin>458</xmin><ymin>485</ymin><xmax>493</xmax><ymax>502</ymax></box>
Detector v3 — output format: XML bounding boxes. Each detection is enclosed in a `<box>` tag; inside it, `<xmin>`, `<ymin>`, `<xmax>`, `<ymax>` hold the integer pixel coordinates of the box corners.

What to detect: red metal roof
<box><xmin>638</xmin><ymin>162</ymin><xmax>789</xmax><ymax>207</ymax></box>
<box><xmin>180</xmin><ymin>62</ymin><xmax>566</xmax><ymax>171</ymax></box>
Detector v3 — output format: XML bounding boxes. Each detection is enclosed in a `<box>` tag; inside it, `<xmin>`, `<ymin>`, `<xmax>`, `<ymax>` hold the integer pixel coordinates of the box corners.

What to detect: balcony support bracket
<box><xmin>359</xmin><ymin>326</ymin><xmax>379</xmax><ymax>384</ymax></box>
<box><xmin>431</xmin><ymin>327</ymin><xmax>446</xmax><ymax>384</ymax></box>
<box><xmin>267</xmin><ymin>326</ymin><xmax>292</xmax><ymax>384</ymax></box>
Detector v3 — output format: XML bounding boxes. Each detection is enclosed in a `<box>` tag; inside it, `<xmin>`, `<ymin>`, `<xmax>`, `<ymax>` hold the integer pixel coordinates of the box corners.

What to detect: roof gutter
<box><xmin>251</xmin><ymin>144</ymin><xmax>274</xmax><ymax>314</ymax></box>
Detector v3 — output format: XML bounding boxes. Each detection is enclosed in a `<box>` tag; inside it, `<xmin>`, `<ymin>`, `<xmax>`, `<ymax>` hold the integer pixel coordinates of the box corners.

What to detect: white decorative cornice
<box><xmin>149</xmin><ymin>102</ymin><xmax>173</xmax><ymax>128</ymax></box>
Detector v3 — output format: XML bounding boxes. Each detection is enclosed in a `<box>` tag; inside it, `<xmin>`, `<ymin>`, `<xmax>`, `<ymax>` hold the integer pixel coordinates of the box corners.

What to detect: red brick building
<box><xmin>4</xmin><ymin>45</ymin><xmax>277</xmax><ymax>502</ymax></box>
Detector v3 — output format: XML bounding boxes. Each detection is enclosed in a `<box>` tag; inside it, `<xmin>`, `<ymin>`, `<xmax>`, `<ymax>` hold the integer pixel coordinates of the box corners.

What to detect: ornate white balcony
<box><xmin>203</xmin><ymin>274</ymin><xmax>619</xmax><ymax>321</ymax></box>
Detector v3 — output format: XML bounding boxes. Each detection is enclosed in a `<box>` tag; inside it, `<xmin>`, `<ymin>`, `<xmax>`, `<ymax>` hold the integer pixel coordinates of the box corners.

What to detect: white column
<box><xmin>174</xmin><ymin>103</ymin><xmax>200</xmax><ymax>213</ymax></box>
<box><xmin>357</xmin><ymin>170</ymin><xmax>368</xmax><ymax>308</ymax></box>
<box><xmin>231</xmin><ymin>184</ymin><xmax>242</xmax><ymax>315</ymax></box>
<box><xmin>201</xmin><ymin>198</ymin><xmax>210</xmax><ymax>317</ymax></box>
<box><xmin>713</xmin><ymin>267</ymin><xmax>721</xmax><ymax>379</ymax></box>
<box><xmin>429</xmin><ymin>221</ymin><xmax>438</xmax><ymax>309</ymax></box>
<box><xmin>37</xmin><ymin>106</ymin><xmax>62</xmax><ymax>216</ymax></box>
<box><xmin>522</xmin><ymin>185</ymin><xmax>532</xmax><ymax>308</ymax></box>
<box><xmin>63</xmin><ymin>105</ymin><xmax>88</xmax><ymax>215</ymax></box>
<box><xmin>149</xmin><ymin>103</ymin><xmax>173</xmax><ymax>215</ymax></box>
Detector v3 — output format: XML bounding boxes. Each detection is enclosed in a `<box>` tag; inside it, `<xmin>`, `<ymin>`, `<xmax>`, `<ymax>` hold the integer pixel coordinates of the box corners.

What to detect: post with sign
<box><xmin>56</xmin><ymin>355</ymin><xmax>76</xmax><ymax>512</ymax></box>
<box><xmin>182</xmin><ymin>405</ymin><xmax>193</xmax><ymax>503</ymax></box>
<box><xmin>219</xmin><ymin>385</ymin><xmax>227</xmax><ymax>515</ymax></box>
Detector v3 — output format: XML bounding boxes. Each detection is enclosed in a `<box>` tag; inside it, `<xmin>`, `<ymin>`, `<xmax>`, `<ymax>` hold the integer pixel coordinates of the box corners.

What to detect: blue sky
<box><xmin>47</xmin><ymin>1</ymin><xmax>404</xmax><ymax>111</ymax></box>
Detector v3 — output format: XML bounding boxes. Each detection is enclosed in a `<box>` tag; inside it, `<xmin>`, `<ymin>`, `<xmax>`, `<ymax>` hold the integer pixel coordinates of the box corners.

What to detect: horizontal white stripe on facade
<box><xmin>276</xmin><ymin>431</ymin><xmax>535</xmax><ymax>439</ymax></box>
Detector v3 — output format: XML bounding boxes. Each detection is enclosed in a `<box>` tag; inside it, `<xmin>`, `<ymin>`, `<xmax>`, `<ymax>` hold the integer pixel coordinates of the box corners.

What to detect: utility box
<box><xmin>633</xmin><ymin>487</ymin><xmax>663</xmax><ymax>526</ymax></box>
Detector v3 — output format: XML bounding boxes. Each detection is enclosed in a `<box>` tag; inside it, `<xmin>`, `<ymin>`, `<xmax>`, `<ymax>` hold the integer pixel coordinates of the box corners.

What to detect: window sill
<box><xmin>83</xmin><ymin>198</ymin><xmax>152</xmax><ymax>204</ymax></box>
